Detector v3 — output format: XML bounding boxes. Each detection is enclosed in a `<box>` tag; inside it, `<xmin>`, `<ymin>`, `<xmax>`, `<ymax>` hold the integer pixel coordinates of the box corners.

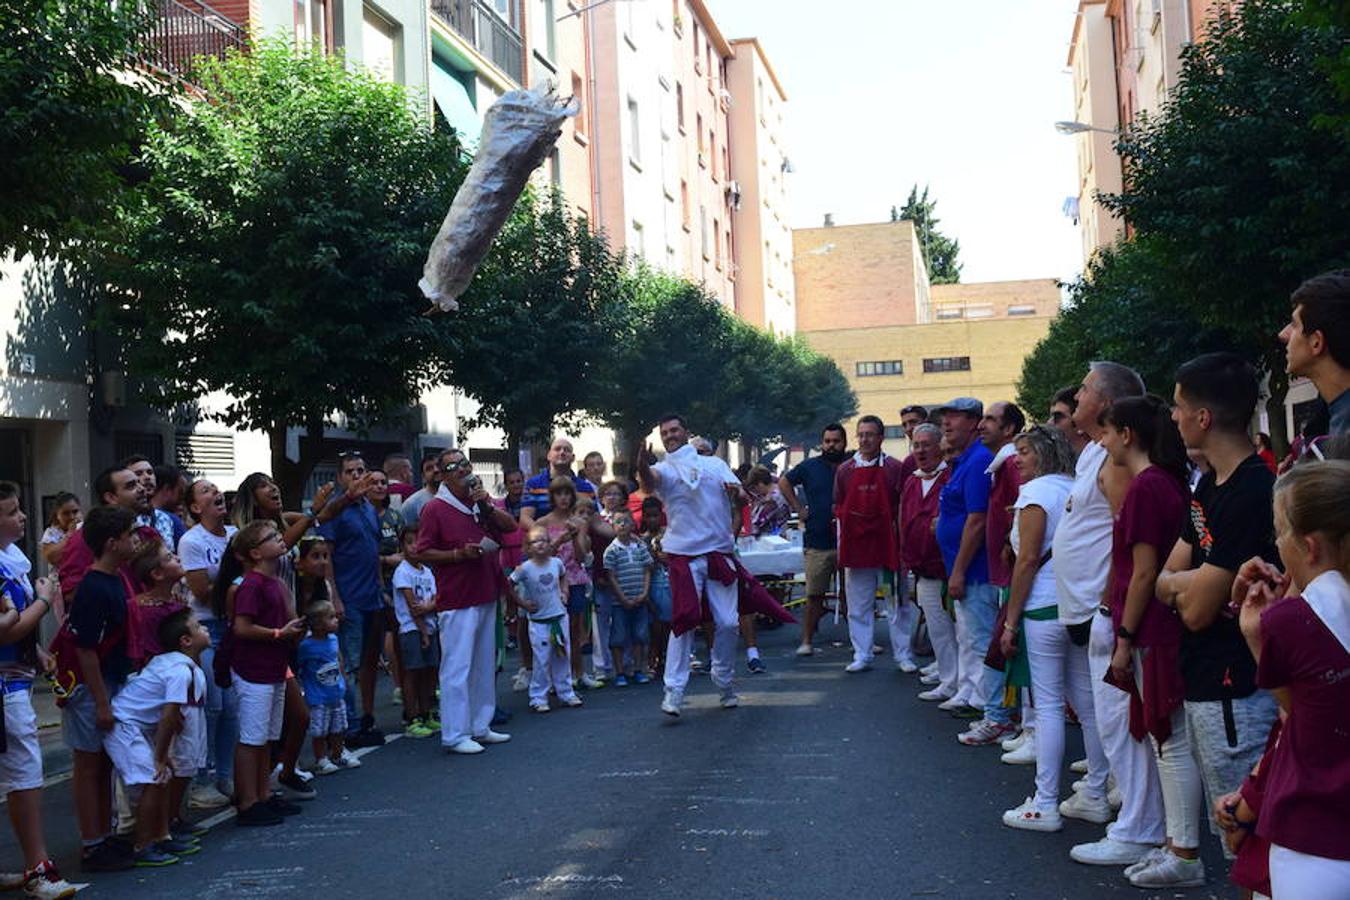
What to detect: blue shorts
<box><xmin>566</xmin><ymin>584</ymin><xmax>590</xmax><ymax>617</ymax></box>
<box><xmin>609</xmin><ymin>603</ymin><xmax>650</xmax><ymax>648</ymax></box>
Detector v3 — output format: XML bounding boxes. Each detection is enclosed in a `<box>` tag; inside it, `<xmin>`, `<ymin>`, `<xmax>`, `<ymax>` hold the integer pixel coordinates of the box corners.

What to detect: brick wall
<box><xmin>792</xmin><ymin>221</ymin><xmax>922</xmax><ymax>331</ymax></box>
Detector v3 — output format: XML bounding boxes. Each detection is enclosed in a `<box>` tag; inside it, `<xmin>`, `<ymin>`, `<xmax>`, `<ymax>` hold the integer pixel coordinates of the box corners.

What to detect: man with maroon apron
<box><xmin>833</xmin><ymin>415</ymin><xmax>905</xmax><ymax>673</ymax></box>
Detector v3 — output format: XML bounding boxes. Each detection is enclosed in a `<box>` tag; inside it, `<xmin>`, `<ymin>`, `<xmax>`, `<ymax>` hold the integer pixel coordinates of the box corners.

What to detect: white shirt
<box><xmin>1052</xmin><ymin>441</ymin><xmax>1113</xmax><ymax>624</ymax></box>
<box><xmin>113</xmin><ymin>651</ymin><xmax>206</xmax><ymax>730</ymax></box>
<box><xmin>510</xmin><ymin>557</ymin><xmax>567</xmax><ymax>621</ymax></box>
<box><xmin>0</xmin><ymin>543</ymin><xmax>33</xmax><ymax>602</ymax></box>
<box><xmin>391</xmin><ymin>560</ymin><xmax>437</xmax><ymax>634</ymax></box>
<box><xmin>915</xmin><ymin>462</ymin><xmax>947</xmax><ymax>499</ymax></box>
<box><xmin>177</xmin><ymin>524</ymin><xmax>237</xmax><ymax>621</ymax></box>
<box><xmin>1012</xmin><ymin>474</ymin><xmax>1074</xmax><ymax>611</ymax></box>
<box><xmin>1302</xmin><ymin>570</ymin><xmax>1350</xmax><ymax>654</ymax></box>
<box><xmin>651</xmin><ymin>444</ymin><xmax>741</xmax><ymax>556</ymax></box>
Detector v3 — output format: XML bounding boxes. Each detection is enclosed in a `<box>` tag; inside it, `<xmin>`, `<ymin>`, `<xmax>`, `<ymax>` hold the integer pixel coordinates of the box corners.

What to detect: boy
<box><xmin>0</xmin><ymin>482</ymin><xmax>77</xmax><ymax>898</ymax></box>
<box><xmin>509</xmin><ymin>527</ymin><xmax>583</xmax><ymax>713</ymax></box>
<box><xmin>103</xmin><ymin>609</ymin><xmax>210</xmax><ymax>866</ymax></box>
<box><xmin>62</xmin><ymin>504</ymin><xmax>138</xmax><ymax>872</ymax></box>
<box><xmin>128</xmin><ymin>542</ymin><xmax>187</xmax><ymax>668</ymax></box>
<box><xmin>391</xmin><ymin>527</ymin><xmax>439</xmax><ymax>737</ymax></box>
<box><xmin>603</xmin><ymin>511</ymin><xmax>654</xmax><ymax>686</ymax></box>
<box><xmin>298</xmin><ymin>601</ymin><xmax>357</xmax><ymax>774</ymax></box>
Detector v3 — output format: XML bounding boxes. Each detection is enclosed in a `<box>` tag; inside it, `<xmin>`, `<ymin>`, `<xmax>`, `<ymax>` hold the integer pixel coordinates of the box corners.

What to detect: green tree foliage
<box><xmin>447</xmin><ymin>191</ymin><xmax>629</xmax><ymax>455</ymax></box>
<box><xmin>97</xmin><ymin>41</ymin><xmax>466</xmax><ymax>499</ymax></box>
<box><xmin>1295</xmin><ymin>0</ymin><xmax>1350</xmax><ymax>138</ymax></box>
<box><xmin>1101</xmin><ymin>0</ymin><xmax>1350</xmax><ymax>386</ymax></box>
<box><xmin>897</xmin><ymin>185</ymin><xmax>962</xmax><ymax>284</ymax></box>
<box><xmin>0</xmin><ymin>0</ymin><xmax>172</xmax><ymax>259</ymax></box>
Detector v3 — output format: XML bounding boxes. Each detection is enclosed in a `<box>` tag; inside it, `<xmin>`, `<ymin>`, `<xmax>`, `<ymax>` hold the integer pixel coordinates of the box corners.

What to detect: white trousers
<box><xmin>438</xmin><ymin>605</ymin><xmax>498</xmax><ymax>746</ymax></box>
<box><xmin>592</xmin><ymin>602</ymin><xmax>612</xmax><ymax>675</ymax></box>
<box><xmin>886</xmin><ymin>589</ymin><xmax>918</xmax><ymax>665</ymax></box>
<box><xmin>529</xmin><ymin>617</ymin><xmax>579</xmax><ymax>706</ymax></box>
<box><xmin>844</xmin><ymin>567</ymin><xmax>883</xmax><ymax>665</ymax></box>
<box><xmin>1270</xmin><ymin>844</ymin><xmax>1350</xmax><ymax>900</ymax></box>
<box><xmin>1025</xmin><ymin>616</ymin><xmax>1110</xmax><ymax>810</ymax></box>
<box><xmin>1088</xmin><ymin>611</ymin><xmax>1166</xmax><ymax>844</ymax></box>
<box><xmin>663</xmin><ymin>556</ymin><xmax>739</xmax><ymax>695</ymax></box>
<box><xmin>916</xmin><ymin>577</ymin><xmax>958</xmax><ymax>695</ymax></box>
<box><xmin>1132</xmin><ymin>648</ymin><xmax>1204</xmax><ymax>850</ymax></box>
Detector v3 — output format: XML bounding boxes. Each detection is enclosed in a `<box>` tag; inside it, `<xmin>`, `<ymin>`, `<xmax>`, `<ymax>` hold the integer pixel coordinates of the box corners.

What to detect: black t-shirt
<box><xmin>68</xmin><ymin>569</ymin><xmax>131</xmax><ymax>687</ymax></box>
<box><xmin>1179</xmin><ymin>454</ymin><xmax>1278</xmax><ymax>702</ymax></box>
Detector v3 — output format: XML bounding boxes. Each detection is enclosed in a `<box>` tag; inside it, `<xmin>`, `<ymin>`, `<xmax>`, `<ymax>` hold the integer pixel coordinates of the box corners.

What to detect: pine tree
<box><xmin>897</xmin><ymin>185</ymin><xmax>962</xmax><ymax>284</ymax></box>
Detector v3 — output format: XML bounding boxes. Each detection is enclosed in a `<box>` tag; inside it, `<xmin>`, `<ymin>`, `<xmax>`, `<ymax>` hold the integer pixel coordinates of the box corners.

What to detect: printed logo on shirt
<box><xmin>314</xmin><ymin>660</ymin><xmax>342</xmax><ymax>688</ymax></box>
<box><xmin>1189</xmin><ymin>499</ymin><xmax>1213</xmax><ymax>554</ymax></box>
<box><xmin>536</xmin><ymin>571</ymin><xmax>556</xmax><ymax>588</ymax></box>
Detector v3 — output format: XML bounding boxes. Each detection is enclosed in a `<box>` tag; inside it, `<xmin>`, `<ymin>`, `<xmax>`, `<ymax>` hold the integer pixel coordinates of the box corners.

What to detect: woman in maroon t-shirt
<box><xmin>1228</xmin><ymin>460</ymin><xmax>1350</xmax><ymax>898</ymax></box>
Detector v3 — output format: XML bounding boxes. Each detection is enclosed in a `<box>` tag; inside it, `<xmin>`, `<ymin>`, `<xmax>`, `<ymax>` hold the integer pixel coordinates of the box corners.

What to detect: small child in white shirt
<box><xmin>508</xmin><ymin>527</ymin><xmax>583</xmax><ymax>713</ymax></box>
<box><xmin>391</xmin><ymin>527</ymin><xmax>439</xmax><ymax>737</ymax></box>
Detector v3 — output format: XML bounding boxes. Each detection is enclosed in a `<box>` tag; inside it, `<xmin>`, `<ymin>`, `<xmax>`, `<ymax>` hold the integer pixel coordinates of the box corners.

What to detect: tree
<box><xmin>445</xmin><ymin>191</ymin><xmax>629</xmax><ymax>458</ymax></box>
<box><xmin>897</xmin><ymin>185</ymin><xmax>962</xmax><ymax>284</ymax></box>
<box><xmin>0</xmin><ymin>0</ymin><xmax>172</xmax><ymax>260</ymax></box>
<box><xmin>97</xmin><ymin>41</ymin><xmax>466</xmax><ymax>501</ymax></box>
<box><xmin>1101</xmin><ymin>0</ymin><xmax>1350</xmax><ymax>414</ymax></box>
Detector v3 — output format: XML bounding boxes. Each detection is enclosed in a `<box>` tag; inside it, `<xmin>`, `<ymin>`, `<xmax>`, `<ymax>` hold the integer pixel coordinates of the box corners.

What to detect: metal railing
<box><xmin>431</xmin><ymin>0</ymin><xmax>525</xmax><ymax>84</ymax></box>
<box><xmin>139</xmin><ymin>0</ymin><xmax>247</xmax><ymax>86</ymax></box>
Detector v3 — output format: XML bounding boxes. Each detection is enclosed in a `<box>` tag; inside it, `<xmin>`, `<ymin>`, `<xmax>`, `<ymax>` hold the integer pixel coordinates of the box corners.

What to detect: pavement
<box><xmin>1</xmin><ymin>614</ymin><xmax>1238</xmax><ymax>899</ymax></box>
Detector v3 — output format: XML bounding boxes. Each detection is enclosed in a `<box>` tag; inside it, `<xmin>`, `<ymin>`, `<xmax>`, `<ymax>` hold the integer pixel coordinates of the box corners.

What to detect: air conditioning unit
<box><xmin>726</xmin><ymin>180</ymin><xmax>742</xmax><ymax>210</ymax></box>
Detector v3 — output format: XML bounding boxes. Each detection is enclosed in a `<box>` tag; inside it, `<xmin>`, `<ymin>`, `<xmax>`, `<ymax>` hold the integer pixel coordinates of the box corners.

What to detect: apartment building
<box><xmin>726</xmin><ymin>38</ymin><xmax>794</xmax><ymax>335</ymax></box>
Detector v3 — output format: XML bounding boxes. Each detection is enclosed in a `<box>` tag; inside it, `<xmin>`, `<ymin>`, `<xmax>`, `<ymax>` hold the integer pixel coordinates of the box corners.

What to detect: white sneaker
<box><xmin>313</xmin><ymin>758</ymin><xmax>341</xmax><ymax>776</ymax></box>
<box><xmin>1000</xmin><ymin>738</ymin><xmax>1037</xmax><ymax>765</ymax></box>
<box><xmin>895</xmin><ymin>659</ymin><xmax>918</xmax><ymax>673</ymax></box>
<box><xmin>937</xmin><ymin>696</ymin><xmax>967</xmax><ymax>711</ymax></box>
<box><xmin>578</xmin><ymin>673</ymin><xmax>604</xmax><ymax>689</ymax></box>
<box><xmin>561</xmin><ymin>694</ymin><xmax>583</xmax><ymax>708</ymax></box>
<box><xmin>795</xmin><ymin>643</ymin><xmax>815</xmax><ymax>657</ymax></box>
<box><xmin>844</xmin><ymin>660</ymin><xmax>871</xmax><ymax>673</ymax></box>
<box><xmin>1059</xmin><ymin>790</ymin><xmax>1113</xmax><ymax>824</ymax></box>
<box><xmin>719</xmin><ymin>688</ymin><xmax>739</xmax><ymax>709</ymax></box>
<box><xmin>20</xmin><ymin>861</ymin><xmax>77</xmax><ymax>900</ymax></box>
<box><xmin>661</xmin><ymin>689</ymin><xmax>683</xmax><ymax>717</ymax></box>
<box><xmin>1001</xmin><ymin>728</ymin><xmax>1030</xmax><ymax>752</ymax></box>
<box><xmin>1069</xmin><ymin>757</ymin><xmax>1089</xmax><ymax>774</ymax></box>
<box><xmin>336</xmin><ymin>747</ymin><xmax>362</xmax><ymax>768</ymax></box>
<box><xmin>919</xmin><ymin>673</ymin><xmax>940</xmax><ymax>686</ymax></box>
<box><xmin>293</xmin><ymin>766</ymin><xmax>314</xmax><ymax>782</ymax></box>
<box><xmin>1127</xmin><ymin>851</ymin><xmax>1205</xmax><ymax>888</ymax></box>
<box><xmin>920</xmin><ymin>662</ymin><xmax>938</xmax><ymax>677</ymax></box>
<box><xmin>1001</xmin><ymin>797</ymin><xmax>1063</xmax><ymax>832</ymax></box>
<box><xmin>957</xmin><ymin>719</ymin><xmax>1016</xmax><ymax>746</ymax></box>
<box><xmin>918</xmin><ymin>688</ymin><xmax>953</xmax><ymax>702</ymax></box>
<box><xmin>187</xmin><ymin>782</ymin><xmax>231</xmax><ymax>809</ymax></box>
<box><xmin>1070</xmin><ymin>837</ymin><xmax>1157</xmax><ymax>867</ymax></box>
<box><xmin>448</xmin><ymin>738</ymin><xmax>485</xmax><ymax>754</ymax></box>
<box><xmin>1123</xmin><ymin>847</ymin><xmax>1171</xmax><ymax>877</ymax></box>
<box><xmin>1107</xmin><ymin>785</ymin><xmax>1122</xmax><ymax>809</ymax></box>
<box><xmin>511</xmin><ymin>668</ymin><xmax>531</xmax><ymax>692</ymax></box>
<box><xmin>530</xmin><ymin>702</ymin><xmax>550</xmax><ymax>713</ymax></box>
<box><xmin>475</xmin><ymin>730</ymin><xmax>511</xmax><ymax>745</ymax></box>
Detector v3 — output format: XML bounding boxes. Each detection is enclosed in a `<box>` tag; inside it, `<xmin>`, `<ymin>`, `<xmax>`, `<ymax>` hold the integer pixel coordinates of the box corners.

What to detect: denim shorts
<box><xmin>648</xmin><ymin>579</ymin><xmax>672</xmax><ymax>623</ymax></box>
<box><xmin>566</xmin><ymin>584</ymin><xmax>590</xmax><ymax>617</ymax></box>
<box><xmin>609</xmin><ymin>603</ymin><xmax>650</xmax><ymax>647</ymax></box>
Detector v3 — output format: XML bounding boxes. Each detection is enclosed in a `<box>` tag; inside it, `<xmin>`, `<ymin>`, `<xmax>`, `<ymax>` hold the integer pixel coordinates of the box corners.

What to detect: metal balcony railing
<box><xmin>430</xmin><ymin>0</ymin><xmax>525</xmax><ymax>85</ymax></box>
<box><xmin>139</xmin><ymin>0</ymin><xmax>247</xmax><ymax>86</ymax></box>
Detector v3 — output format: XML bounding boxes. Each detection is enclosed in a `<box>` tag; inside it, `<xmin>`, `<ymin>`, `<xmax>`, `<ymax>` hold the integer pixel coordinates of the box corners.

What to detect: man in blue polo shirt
<box><xmin>519</xmin><ymin>437</ymin><xmax>598</xmax><ymax>527</ymax></box>
<box><xmin>319</xmin><ymin>452</ymin><xmax>386</xmax><ymax>747</ymax></box>
<box><xmin>779</xmin><ymin>423</ymin><xmax>849</xmax><ymax>656</ymax></box>
<box><xmin>935</xmin><ymin>397</ymin><xmax>1015</xmax><ymax>746</ymax></box>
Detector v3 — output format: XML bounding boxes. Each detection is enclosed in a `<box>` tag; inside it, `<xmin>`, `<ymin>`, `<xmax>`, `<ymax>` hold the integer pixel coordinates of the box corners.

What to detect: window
<box><xmin>713</xmin><ymin>216</ymin><xmax>720</xmax><ymax>267</ymax></box>
<box><xmin>855</xmin><ymin>360</ymin><xmax>904</xmax><ymax>377</ymax></box>
<box><xmin>884</xmin><ymin>425</ymin><xmax>905</xmax><ymax>440</ymax></box>
<box><xmin>549</xmin><ymin>148</ymin><xmax>561</xmax><ymax>186</ymax></box>
<box><xmin>361</xmin><ymin>5</ymin><xmax>400</xmax><ymax>83</ymax></box>
<box><xmin>700</xmin><ymin>205</ymin><xmax>708</xmax><ymax>259</ymax></box>
<box><xmin>692</xmin><ymin>23</ymin><xmax>700</xmax><ymax>67</ymax></box>
<box><xmin>627</xmin><ymin>96</ymin><xmax>640</xmax><ymax>163</ymax></box>
<box><xmin>935</xmin><ymin>308</ymin><xmax>963</xmax><ymax>320</ymax></box>
<box><xmin>680</xmin><ymin>179</ymin><xmax>690</xmax><ymax>228</ymax></box>
<box><xmin>1007</xmin><ymin>304</ymin><xmax>1036</xmax><ymax>316</ymax></box>
<box><xmin>571</xmin><ymin>72</ymin><xmax>586</xmax><ymax>136</ymax></box>
<box><xmin>923</xmin><ymin>356</ymin><xmax>971</xmax><ymax>373</ymax></box>
<box><xmin>531</xmin><ymin>0</ymin><xmax>556</xmax><ymax>61</ymax></box>
<box><xmin>696</xmin><ymin>113</ymin><xmax>704</xmax><ymax>155</ymax></box>
<box><xmin>488</xmin><ymin>0</ymin><xmax>519</xmax><ymax>29</ymax></box>
<box><xmin>632</xmin><ymin>220</ymin><xmax>645</xmax><ymax>259</ymax></box>
<box><xmin>176</xmin><ymin>431</ymin><xmax>236</xmax><ymax>478</ymax></box>
<box><xmin>294</xmin><ymin>0</ymin><xmax>333</xmax><ymax>52</ymax></box>
<box><xmin>676</xmin><ymin>82</ymin><xmax>684</xmax><ymax>131</ymax></box>
<box><xmin>709</xmin><ymin>130</ymin><xmax>717</xmax><ymax>177</ymax></box>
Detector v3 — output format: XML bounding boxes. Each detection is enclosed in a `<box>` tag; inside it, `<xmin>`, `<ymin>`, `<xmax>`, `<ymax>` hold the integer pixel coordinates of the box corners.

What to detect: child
<box><xmin>102</xmin><ymin>609</ymin><xmax>210</xmax><ymax>867</ymax></box>
<box><xmin>639</xmin><ymin>496</ymin><xmax>672</xmax><ymax>677</ymax></box>
<box><xmin>508</xmin><ymin>527</ymin><xmax>583</xmax><ymax>713</ymax></box>
<box><xmin>228</xmin><ymin>520</ymin><xmax>306</xmax><ymax>827</ymax></box>
<box><xmin>297</xmin><ymin>600</ymin><xmax>357</xmax><ymax>775</ymax></box>
<box><xmin>603</xmin><ymin>511</ymin><xmax>654</xmax><ymax>686</ymax></box>
<box><xmin>60</xmin><ymin>504</ymin><xmax>138</xmax><ymax>872</ymax></box>
<box><xmin>0</xmin><ymin>481</ymin><xmax>77</xmax><ymax>898</ymax></box>
<box><xmin>390</xmin><ymin>527</ymin><xmax>439</xmax><ymax>738</ymax></box>
<box><xmin>128</xmin><ymin>542</ymin><xmax>188</xmax><ymax>669</ymax></box>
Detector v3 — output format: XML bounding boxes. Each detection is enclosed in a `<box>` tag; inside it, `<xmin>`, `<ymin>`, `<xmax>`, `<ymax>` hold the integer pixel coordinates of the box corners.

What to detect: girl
<box><xmin>507</xmin><ymin>526</ymin><xmax>583</xmax><ymax>713</ymax></box>
<box><xmin>228</xmin><ymin>521</ymin><xmax>306</xmax><ymax>826</ymax></box>
<box><xmin>639</xmin><ymin>495</ymin><xmax>671</xmax><ymax>677</ymax></box>
<box><xmin>536</xmin><ymin>478</ymin><xmax>597</xmax><ymax>687</ymax></box>
<box><xmin>40</xmin><ymin>491</ymin><xmax>80</xmax><ymax>572</ymax></box>
<box><xmin>293</xmin><ymin>537</ymin><xmax>359</xmax><ymax>767</ymax></box>
<box><xmin>1099</xmin><ymin>396</ymin><xmax>1200</xmax><ymax>889</ymax></box>
<box><xmin>999</xmin><ymin>425</ymin><xmax>1106</xmax><ymax>833</ymax></box>
<box><xmin>1230</xmin><ymin>460</ymin><xmax>1350</xmax><ymax>899</ymax></box>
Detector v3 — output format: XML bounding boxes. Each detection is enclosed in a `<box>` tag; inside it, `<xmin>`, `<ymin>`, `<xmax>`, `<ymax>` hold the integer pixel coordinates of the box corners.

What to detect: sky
<box><xmin>704</xmin><ymin>0</ymin><xmax>1085</xmax><ymax>286</ymax></box>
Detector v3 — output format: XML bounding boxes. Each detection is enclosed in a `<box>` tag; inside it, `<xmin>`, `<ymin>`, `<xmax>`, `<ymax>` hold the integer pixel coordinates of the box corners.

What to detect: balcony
<box><xmin>139</xmin><ymin>0</ymin><xmax>246</xmax><ymax>86</ymax></box>
<box><xmin>431</xmin><ymin>0</ymin><xmax>525</xmax><ymax>85</ymax></box>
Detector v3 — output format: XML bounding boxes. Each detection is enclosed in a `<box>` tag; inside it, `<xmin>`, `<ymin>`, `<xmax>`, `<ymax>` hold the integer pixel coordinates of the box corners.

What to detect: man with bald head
<box><xmin>520</xmin><ymin>437</ymin><xmax>597</xmax><ymax>528</ymax></box>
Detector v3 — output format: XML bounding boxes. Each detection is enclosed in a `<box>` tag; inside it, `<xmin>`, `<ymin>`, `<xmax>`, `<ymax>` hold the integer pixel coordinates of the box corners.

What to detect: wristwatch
<box><xmin>1116</xmin><ymin>625</ymin><xmax>1136</xmax><ymax>641</ymax></box>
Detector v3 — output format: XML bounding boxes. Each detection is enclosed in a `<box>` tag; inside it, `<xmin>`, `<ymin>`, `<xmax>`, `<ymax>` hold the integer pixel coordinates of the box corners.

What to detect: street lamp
<box><xmin>1054</xmin><ymin>120</ymin><xmax>1118</xmax><ymax>136</ymax></box>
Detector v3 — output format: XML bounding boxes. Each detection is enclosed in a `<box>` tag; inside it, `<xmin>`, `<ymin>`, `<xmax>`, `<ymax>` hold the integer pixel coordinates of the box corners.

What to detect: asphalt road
<box><xmin>8</xmin><ymin>615</ymin><xmax>1237</xmax><ymax>899</ymax></box>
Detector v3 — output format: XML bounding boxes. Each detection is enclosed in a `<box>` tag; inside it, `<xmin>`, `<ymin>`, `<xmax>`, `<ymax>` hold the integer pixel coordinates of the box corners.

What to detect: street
<box><xmin>3</xmin><ymin>616</ymin><xmax>1236</xmax><ymax>899</ymax></box>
